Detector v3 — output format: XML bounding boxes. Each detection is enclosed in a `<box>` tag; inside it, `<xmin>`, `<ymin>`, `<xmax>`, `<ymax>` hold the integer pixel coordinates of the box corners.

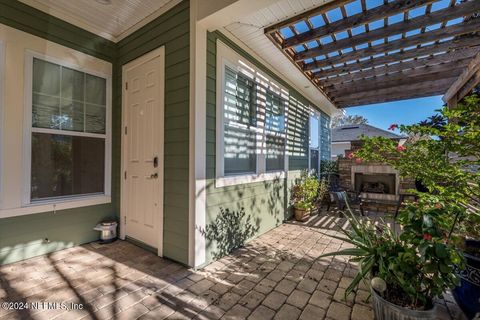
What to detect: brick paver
<box><xmin>0</xmin><ymin>217</ymin><xmax>466</xmax><ymax>320</ymax></box>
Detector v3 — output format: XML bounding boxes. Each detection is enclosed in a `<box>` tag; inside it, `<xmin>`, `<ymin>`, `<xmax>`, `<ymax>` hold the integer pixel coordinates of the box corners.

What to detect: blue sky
<box><xmin>344</xmin><ymin>95</ymin><xmax>444</xmax><ymax>133</ymax></box>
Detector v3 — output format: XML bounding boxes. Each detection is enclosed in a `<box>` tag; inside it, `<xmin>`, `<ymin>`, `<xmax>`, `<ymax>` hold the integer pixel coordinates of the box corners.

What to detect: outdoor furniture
<box><xmin>328</xmin><ymin>190</ymin><xmax>364</xmax><ymax>216</ymax></box>
<box><xmin>324</xmin><ymin>175</ymin><xmax>364</xmax><ymax>215</ymax></box>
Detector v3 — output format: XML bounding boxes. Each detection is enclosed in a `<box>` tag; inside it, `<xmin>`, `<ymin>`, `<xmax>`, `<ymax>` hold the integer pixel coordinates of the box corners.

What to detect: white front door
<box><xmin>122</xmin><ymin>48</ymin><xmax>164</xmax><ymax>252</ymax></box>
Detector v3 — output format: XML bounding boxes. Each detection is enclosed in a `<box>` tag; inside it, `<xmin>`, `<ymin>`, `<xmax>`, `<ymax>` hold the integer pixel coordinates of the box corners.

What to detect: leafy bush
<box><xmin>291</xmin><ymin>172</ymin><xmax>320</xmax><ymax>210</ymax></box>
<box><xmin>320</xmin><ymin>202</ymin><xmax>462</xmax><ymax>310</ymax></box>
<box><xmin>320</xmin><ymin>159</ymin><xmax>339</xmax><ymax>175</ymax></box>
<box><xmin>354</xmin><ymin>94</ymin><xmax>480</xmax><ymax>245</ymax></box>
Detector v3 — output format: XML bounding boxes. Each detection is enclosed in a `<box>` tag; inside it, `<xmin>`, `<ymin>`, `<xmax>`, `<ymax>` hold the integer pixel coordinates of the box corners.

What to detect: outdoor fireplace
<box><xmin>350</xmin><ymin>165</ymin><xmax>400</xmax><ymax>201</ymax></box>
<box><xmin>354</xmin><ymin>173</ymin><xmax>396</xmax><ymax>195</ymax></box>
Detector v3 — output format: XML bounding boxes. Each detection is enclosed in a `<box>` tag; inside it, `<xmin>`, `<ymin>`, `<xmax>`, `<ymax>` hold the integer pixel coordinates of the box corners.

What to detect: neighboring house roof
<box><xmin>332</xmin><ymin>124</ymin><xmax>404</xmax><ymax>142</ymax></box>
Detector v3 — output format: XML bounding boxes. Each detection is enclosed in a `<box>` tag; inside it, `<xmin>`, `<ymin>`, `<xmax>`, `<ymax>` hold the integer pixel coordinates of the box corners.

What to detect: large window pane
<box><xmin>310</xmin><ymin>149</ymin><xmax>319</xmax><ymax>175</ymax></box>
<box><xmin>62</xmin><ymin>67</ymin><xmax>84</xmax><ymax>101</ymax></box>
<box><xmin>224</xmin><ymin>66</ymin><xmax>256</xmax><ymax>126</ymax></box>
<box><xmin>86</xmin><ymin>74</ymin><xmax>107</xmax><ymax>105</ymax></box>
<box><xmin>31</xmin><ymin>133</ymin><xmax>105</xmax><ymax>200</ymax></box>
<box><xmin>85</xmin><ymin>104</ymin><xmax>106</xmax><ymax>134</ymax></box>
<box><xmin>266</xmin><ymin>135</ymin><xmax>285</xmax><ymax>172</ymax></box>
<box><xmin>310</xmin><ymin>115</ymin><xmax>319</xmax><ymax>148</ymax></box>
<box><xmin>224</xmin><ymin>125</ymin><xmax>256</xmax><ymax>175</ymax></box>
<box><xmin>265</xmin><ymin>91</ymin><xmax>286</xmax><ymax>133</ymax></box>
<box><xmin>33</xmin><ymin>58</ymin><xmax>60</xmax><ymax>96</ymax></box>
<box><xmin>60</xmin><ymin>99</ymin><xmax>84</xmax><ymax>132</ymax></box>
<box><xmin>32</xmin><ymin>94</ymin><xmax>60</xmax><ymax>129</ymax></box>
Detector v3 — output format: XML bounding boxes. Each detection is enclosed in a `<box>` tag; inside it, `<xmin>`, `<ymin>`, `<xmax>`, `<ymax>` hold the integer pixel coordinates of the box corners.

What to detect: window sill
<box><xmin>215</xmin><ymin>171</ymin><xmax>285</xmax><ymax>188</ymax></box>
<box><xmin>0</xmin><ymin>195</ymin><xmax>111</xmax><ymax>219</ymax></box>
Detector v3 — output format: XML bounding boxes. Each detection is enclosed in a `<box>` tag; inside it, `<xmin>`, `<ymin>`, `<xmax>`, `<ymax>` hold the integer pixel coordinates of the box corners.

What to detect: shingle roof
<box><xmin>332</xmin><ymin>124</ymin><xmax>404</xmax><ymax>142</ymax></box>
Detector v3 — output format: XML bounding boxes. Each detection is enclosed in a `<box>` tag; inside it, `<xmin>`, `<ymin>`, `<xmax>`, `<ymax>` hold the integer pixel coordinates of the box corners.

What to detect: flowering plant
<box><xmin>319</xmin><ymin>199</ymin><xmax>463</xmax><ymax>310</ymax></box>
<box><xmin>354</xmin><ymin>95</ymin><xmax>480</xmax><ymax>245</ymax></box>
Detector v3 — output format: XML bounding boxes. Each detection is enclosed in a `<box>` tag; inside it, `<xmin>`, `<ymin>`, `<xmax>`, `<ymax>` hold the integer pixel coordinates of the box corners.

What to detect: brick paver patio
<box><xmin>0</xmin><ymin>215</ymin><xmax>466</xmax><ymax>320</ymax></box>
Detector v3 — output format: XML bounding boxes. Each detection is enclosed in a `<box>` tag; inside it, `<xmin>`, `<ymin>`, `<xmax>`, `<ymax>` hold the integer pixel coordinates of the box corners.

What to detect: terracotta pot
<box><xmin>371</xmin><ymin>289</ymin><xmax>437</xmax><ymax>320</ymax></box>
<box><xmin>294</xmin><ymin>207</ymin><xmax>311</xmax><ymax>222</ymax></box>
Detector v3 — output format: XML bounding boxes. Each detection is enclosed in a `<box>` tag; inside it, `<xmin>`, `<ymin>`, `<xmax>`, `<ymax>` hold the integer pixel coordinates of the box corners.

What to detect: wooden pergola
<box><xmin>265</xmin><ymin>0</ymin><xmax>480</xmax><ymax>108</ymax></box>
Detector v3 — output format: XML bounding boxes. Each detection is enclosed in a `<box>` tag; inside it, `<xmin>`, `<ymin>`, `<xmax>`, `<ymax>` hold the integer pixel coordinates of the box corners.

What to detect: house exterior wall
<box><xmin>0</xmin><ymin>0</ymin><xmax>191</xmax><ymax>266</ymax></box>
<box><xmin>204</xmin><ymin>31</ymin><xmax>331</xmax><ymax>264</ymax></box>
<box><xmin>116</xmin><ymin>0</ymin><xmax>191</xmax><ymax>265</ymax></box>
<box><xmin>0</xmin><ymin>0</ymin><xmax>116</xmax><ymax>265</ymax></box>
<box><xmin>332</xmin><ymin>142</ymin><xmax>351</xmax><ymax>160</ymax></box>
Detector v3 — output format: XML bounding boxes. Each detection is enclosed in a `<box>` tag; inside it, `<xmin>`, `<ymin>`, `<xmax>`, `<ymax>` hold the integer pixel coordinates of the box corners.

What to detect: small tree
<box><xmin>331</xmin><ymin>114</ymin><xmax>369</xmax><ymax>128</ymax></box>
<box><xmin>354</xmin><ymin>94</ymin><xmax>480</xmax><ymax>245</ymax></box>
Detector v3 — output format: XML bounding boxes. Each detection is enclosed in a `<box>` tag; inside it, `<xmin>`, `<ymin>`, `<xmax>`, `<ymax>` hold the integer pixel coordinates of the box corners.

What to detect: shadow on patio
<box><xmin>0</xmin><ymin>218</ymin><xmax>467</xmax><ymax>320</ymax></box>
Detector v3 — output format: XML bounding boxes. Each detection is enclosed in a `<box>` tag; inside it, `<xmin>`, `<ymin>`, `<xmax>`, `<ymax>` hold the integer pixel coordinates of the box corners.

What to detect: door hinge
<box><xmin>124</xmin><ymin>126</ymin><xmax>127</xmax><ymax>135</ymax></box>
<box><xmin>125</xmin><ymin>82</ymin><xmax>128</xmax><ymax>90</ymax></box>
<box><xmin>124</xmin><ymin>171</ymin><xmax>127</xmax><ymax>180</ymax></box>
<box><xmin>124</xmin><ymin>216</ymin><xmax>126</xmax><ymax>225</ymax></box>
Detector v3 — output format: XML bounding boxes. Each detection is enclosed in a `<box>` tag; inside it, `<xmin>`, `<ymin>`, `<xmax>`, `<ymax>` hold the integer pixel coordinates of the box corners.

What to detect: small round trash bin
<box><xmin>94</xmin><ymin>221</ymin><xmax>118</xmax><ymax>243</ymax></box>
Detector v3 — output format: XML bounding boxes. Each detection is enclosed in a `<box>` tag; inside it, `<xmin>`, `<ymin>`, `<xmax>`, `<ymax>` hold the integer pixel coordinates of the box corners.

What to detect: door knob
<box><xmin>149</xmin><ymin>173</ymin><xmax>158</xmax><ymax>179</ymax></box>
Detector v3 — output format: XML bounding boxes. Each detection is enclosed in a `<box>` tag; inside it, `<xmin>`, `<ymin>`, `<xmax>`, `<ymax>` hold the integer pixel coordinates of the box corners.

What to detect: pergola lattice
<box><xmin>265</xmin><ymin>0</ymin><xmax>480</xmax><ymax>108</ymax></box>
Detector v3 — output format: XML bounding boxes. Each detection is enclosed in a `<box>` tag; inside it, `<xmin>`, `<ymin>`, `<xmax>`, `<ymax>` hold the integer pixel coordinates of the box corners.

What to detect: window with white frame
<box><xmin>309</xmin><ymin>110</ymin><xmax>320</xmax><ymax>175</ymax></box>
<box><xmin>26</xmin><ymin>55</ymin><xmax>110</xmax><ymax>202</ymax></box>
<box><xmin>217</xmin><ymin>42</ymin><xmax>288</xmax><ymax>185</ymax></box>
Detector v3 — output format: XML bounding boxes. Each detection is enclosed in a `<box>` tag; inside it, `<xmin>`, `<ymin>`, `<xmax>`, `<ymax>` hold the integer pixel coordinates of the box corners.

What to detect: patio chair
<box><xmin>325</xmin><ymin>175</ymin><xmax>364</xmax><ymax>215</ymax></box>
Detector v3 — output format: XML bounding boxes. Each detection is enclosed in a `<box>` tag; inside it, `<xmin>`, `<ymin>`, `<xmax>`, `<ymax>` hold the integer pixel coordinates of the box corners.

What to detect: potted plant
<box><xmin>353</xmin><ymin>94</ymin><xmax>480</xmax><ymax>318</ymax></box>
<box><xmin>290</xmin><ymin>173</ymin><xmax>319</xmax><ymax>221</ymax></box>
<box><xmin>319</xmin><ymin>196</ymin><xmax>463</xmax><ymax>320</ymax></box>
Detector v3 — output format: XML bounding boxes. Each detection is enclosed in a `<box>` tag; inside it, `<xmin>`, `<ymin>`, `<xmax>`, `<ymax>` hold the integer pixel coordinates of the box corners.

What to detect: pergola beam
<box><xmin>443</xmin><ymin>52</ymin><xmax>480</xmax><ymax>102</ymax></box>
<box><xmin>295</xmin><ymin>1</ymin><xmax>480</xmax><ymax>61</ymax></box>
<box><xmin>317</xmin><ymin>56</ymin><xmax>472</xmax><ymax>85</ymax></box>
<box><xmin>265</xmin><ymin>0</ymin><xmax>480</xmax><ymax>108</ymax></box>
<box><xmin>284</xmin><ymin>0</ymin><xmax>435</xmax><ymax>49</ymax></box>
<box><xmin>327</xmin><ymin>67</ymin><xmax>465</xmax><ymax>95</ymax></box>
<box><xmin>314</xmin><ymin>50</ymin><xmax>475</xmax><ymax>79</ymax></box>
<box><xmin>334</xmin><ymin>77</ymin><xmax>456</xmax><ymax>103</ymax></box>
<box><xmin>337</xmin><ymin>88</ymin><xmax>449</xmax><ymax>108</ymax></box>
<box><xmin>303</xmin><ymin>35</ymin><xmax>480</xmax><ymax>71</ymax></box>
<box><xmin>264</xmin><ymin>0</ymin><xmax>354</xmax><ymax>35</ymax></box>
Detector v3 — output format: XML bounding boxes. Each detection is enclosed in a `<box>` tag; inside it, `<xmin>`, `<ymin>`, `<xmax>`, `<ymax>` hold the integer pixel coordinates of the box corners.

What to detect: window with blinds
<box><xmin>221</xmin><ymin>63</ymin><xmax>287</xmax><ymax>177</ymax></box>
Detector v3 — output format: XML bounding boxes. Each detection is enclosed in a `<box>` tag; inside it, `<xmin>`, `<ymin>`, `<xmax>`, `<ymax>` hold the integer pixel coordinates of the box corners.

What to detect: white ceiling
<box><xmin>220</xmin><ymin>0</ymin><xmax>337</xmax><ymax>113</ymax></box>
<box><xmin>18</xmin><ymin>0</ymin><xmax>181</xmax><ymax>42</ymax></box>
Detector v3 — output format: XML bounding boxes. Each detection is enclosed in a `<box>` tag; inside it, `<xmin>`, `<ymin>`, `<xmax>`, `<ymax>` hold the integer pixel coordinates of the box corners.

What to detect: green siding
<box><xmin>0</xmin><ymin>0</ymin><xmax>191</xmax><ymax>266</ymax></box>
<box><xmin>116</xmin><ymin>0</ymin><xmax>190</xmax><ymax>265</ymax></box>
<box><xmin>204</xmin><ymin>31</ymin><xmax>330</xmax><ymax>263</ymax></box>
<box><xmin>0</xmin><ymin>0</ymin><xmax>115</xmax><ymax>61</ymax></box>
<box><xmin>0</xmin><ymin>0</ymin><xmax>116</xmax><ymax>265</ymax></box>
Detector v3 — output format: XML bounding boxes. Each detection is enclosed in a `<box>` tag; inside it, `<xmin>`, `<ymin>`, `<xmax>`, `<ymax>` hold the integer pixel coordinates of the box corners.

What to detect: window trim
<box><xmin>215</xmin><ymin>41</ymin><xmax>287</xmax><ymax>188</ymax></box>
<box><xmin>22</xmin><ymin>50</ymin><xmax>112</xmax><ymax>207</ymax></box>
<box><xmin>0</xmin><ymin>41</ymin><xmax>4</xmax><ymax>208</ymax></box>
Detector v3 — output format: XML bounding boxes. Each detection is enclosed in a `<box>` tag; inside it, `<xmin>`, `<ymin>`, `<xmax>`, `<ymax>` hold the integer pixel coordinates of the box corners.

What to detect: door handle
<box><xmin>153</xmin><ymin>156</ymin><xmax>158</xmax><ymax>168</ymax></box>
<box><xmin>149</xmin><ymin>173</ymin><xmax>158</xmax><ymax>179</ymax></box>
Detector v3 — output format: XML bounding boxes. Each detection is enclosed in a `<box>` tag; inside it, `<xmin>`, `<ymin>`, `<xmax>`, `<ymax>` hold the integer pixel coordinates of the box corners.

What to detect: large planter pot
<box><xmin>452</xmin><ymin>240</ymin><xmax>480</xmax><ymax>319</ymax></box>
<box><xmin>294</xmin><ymin>207</ymin><xmax>311</xmax><ymax>222</ymax></box>
<box><xmin>371</xmin><ymin>289</ymin><xmax>438</xmax><ymax>320</ymax></box>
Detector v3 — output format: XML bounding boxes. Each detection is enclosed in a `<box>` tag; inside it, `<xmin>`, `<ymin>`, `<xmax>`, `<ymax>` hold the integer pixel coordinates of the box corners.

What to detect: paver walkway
<box><xmin>0</xmin><ymin>218</ymin><xmax>466</xmax><ymax>320</ymax></box>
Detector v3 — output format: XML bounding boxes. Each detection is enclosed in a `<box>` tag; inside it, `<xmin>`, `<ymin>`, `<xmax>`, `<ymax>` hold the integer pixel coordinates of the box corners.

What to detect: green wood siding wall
<box><xmin>116</xmin><ymin>0</ymin><xmax>190</xmax><ymax>265</ymax></box>
<box><xmin>0</xmin><ymin>0</ymin><xmax>191</xmax><ymax>266</ymax></box>
<box><xmin>205</xmin><ymin>31</ymin><xmax>330</xmax><ymax>263</ymax></box>
<box><xmin>0</xmin><ymin>0</ymin><xmax>116</xmax><ymax>265</ymax></box>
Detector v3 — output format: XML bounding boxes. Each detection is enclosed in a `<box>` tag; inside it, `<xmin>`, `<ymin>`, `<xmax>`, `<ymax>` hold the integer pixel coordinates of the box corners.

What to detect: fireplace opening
<box><xmin>354</xmin><ymin>173</ymin><xmax>396</xmax><ymax>195</ymax></box>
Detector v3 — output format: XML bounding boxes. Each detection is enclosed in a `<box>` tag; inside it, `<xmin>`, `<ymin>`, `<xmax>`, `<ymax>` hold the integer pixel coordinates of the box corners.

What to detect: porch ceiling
<box><xmin>17</xmin><ymin>0</ymin><xmax>180</xmax><ymax>42</ymax></box>
<box><xmin>264</xmin><ymin>0</ymin><xmax>480</xmax><ymax>108</ymax></box>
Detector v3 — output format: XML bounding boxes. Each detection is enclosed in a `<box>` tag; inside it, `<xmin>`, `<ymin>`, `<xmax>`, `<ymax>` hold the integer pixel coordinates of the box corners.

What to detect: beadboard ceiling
<box><xmin>219</xmin><ymin>0</ymin><xmax>337</xmax><ymax>112</ymax></box>
<box><xmin>18</xmin><ymin>0</ymin><xmax>181</xmax><ymax>42</ymax></box>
